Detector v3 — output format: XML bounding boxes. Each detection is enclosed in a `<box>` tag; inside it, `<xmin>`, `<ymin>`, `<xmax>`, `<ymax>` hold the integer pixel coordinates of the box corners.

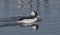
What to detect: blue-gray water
<box><xmin>0</xmin><ymin>0</ymin><xmax>60</xmax><ymax>35</ymax></box>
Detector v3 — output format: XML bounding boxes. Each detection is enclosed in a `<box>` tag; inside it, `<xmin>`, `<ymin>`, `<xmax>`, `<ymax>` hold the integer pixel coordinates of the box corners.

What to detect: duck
<box><xmin>16</xmin><ymin>11</ymin><xmax>39</xmax><ymax>31</ymax></box>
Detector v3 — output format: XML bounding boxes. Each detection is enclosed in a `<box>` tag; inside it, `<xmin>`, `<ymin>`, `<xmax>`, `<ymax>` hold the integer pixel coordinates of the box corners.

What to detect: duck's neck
<box><xmin>31</xmin><ymin>16</ymin><xmax>36</xmax><ymax>19</ymax></box>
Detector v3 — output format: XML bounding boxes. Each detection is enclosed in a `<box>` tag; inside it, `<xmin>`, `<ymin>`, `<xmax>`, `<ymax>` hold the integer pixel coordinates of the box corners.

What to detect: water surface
<box><xmin>0</xmin><ymin>0</ymin><xmax>60</xmax><ymax>35</ymax></box>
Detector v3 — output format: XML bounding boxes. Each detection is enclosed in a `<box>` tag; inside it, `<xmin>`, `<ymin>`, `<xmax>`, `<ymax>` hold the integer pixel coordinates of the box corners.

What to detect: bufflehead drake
<box><xmin>16</xmin><ymin>11</ymin><xmax>39</xmax><ymax>31</ymax></box>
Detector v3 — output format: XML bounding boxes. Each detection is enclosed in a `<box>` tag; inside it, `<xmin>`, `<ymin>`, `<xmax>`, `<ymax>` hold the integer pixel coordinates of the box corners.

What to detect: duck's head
<box><xmin>31</xmin><ymin>24</ymin><xmax>39</xmax><ymax>31</ymax></box>
<box><xmin>30</xmin><ymin>11</ymin><xmax>38</xmax><ymax>17</ymax></box>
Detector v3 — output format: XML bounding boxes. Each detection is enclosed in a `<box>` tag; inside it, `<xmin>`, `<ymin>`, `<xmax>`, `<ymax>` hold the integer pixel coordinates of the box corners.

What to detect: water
<box><xmin>0</xmin><ymin>0</ymin><xmax>60</xmax><ymax>35</ymax></box>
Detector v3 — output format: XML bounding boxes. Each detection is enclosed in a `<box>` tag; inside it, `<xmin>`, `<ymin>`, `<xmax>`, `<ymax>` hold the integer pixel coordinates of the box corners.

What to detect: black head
<box><xmin>34</xmin><ymin>11</ymin><xmax>38</xmax><ymax>16</ymax></box>
<box><xmin>30</xmin><ymin>11</ymin><xmax>38</xmax><ymax>17</ymax></box>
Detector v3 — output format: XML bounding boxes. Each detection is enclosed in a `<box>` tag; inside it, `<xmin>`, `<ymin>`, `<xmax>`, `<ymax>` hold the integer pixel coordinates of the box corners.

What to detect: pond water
<box><xmin>0</xmin><ymin>0</ymin><xmax>60</xmax><ymax>35</ymax></box>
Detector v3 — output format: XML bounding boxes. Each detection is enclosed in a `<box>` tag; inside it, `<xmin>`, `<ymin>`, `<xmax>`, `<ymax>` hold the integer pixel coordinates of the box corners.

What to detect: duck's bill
<box><xmin>37</xmin><ymin>16</ymin><xmax>40</xmax><ymax>18</ymax></box>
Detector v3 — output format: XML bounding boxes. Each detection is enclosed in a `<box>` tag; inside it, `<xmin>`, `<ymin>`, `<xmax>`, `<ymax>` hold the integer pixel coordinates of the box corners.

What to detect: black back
<box><xmin>17</xmin><ymin>16</ymin><xmax>33</xmax><ymax>21</ymax></box>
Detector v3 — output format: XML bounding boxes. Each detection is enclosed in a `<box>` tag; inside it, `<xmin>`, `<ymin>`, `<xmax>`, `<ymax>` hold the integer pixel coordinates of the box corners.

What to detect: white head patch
<box><xmin>31</xmin><ymin>11</ymin><xmax>35</xmax><ymax>16</ymax></box>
